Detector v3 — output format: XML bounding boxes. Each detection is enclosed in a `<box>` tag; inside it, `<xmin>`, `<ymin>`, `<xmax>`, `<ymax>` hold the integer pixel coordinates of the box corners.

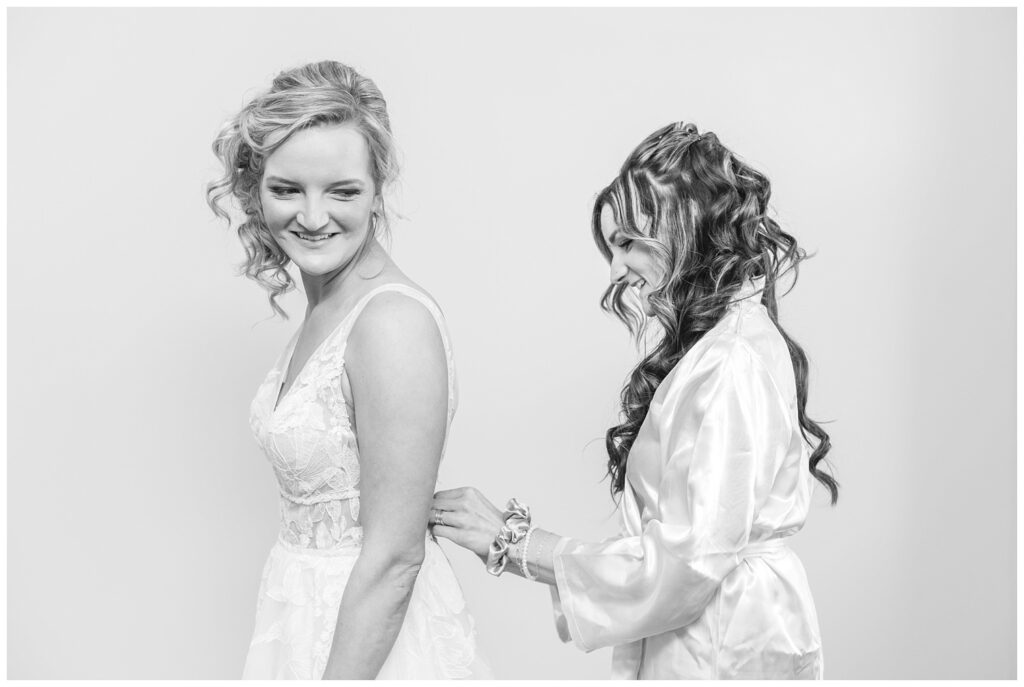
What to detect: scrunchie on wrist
<box><xmin>486</xmin><ymin>498</ymin><xmax>531</xmax><ymax>576</ymax></box>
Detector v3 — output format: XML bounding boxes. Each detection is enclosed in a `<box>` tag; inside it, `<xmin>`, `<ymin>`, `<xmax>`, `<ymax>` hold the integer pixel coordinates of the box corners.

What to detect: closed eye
<box><xmin>268</xmin><ymin>185</ymin><xmax>299</xmax><ymax>197</ymax></box>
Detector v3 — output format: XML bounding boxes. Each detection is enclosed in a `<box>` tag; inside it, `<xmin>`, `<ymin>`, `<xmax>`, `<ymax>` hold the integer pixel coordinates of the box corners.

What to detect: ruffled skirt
<box><xmin>242</xmin><ymin>535</ymin><xmax>491</xmax><ymax>679</ymax></box>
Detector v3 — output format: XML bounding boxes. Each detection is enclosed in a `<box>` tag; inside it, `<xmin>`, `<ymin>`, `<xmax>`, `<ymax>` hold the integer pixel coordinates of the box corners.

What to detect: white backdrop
<box><xmin>7</xmin><ymin>8</ymin><xmax>1016</xmax><ymax>679</ymax></box>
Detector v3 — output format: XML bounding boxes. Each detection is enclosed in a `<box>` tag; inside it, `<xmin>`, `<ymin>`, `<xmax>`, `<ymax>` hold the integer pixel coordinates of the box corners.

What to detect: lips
<box><xmin>291</xmin><ymin>231</ymin><xmax>338</xmax><ymax>244</ymax></box>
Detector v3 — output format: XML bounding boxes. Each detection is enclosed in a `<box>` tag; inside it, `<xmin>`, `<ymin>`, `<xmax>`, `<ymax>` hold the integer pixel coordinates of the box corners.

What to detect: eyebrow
<box><xmin>264</xmin><ymin>176</ymin><xmax>366</xmax><ymax>187</ymax></box>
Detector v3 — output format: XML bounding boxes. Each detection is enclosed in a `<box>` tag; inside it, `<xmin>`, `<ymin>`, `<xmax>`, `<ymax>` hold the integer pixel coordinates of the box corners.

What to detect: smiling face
<box><xmin>259</xmin><ymin>123</ymin><xmax>379</xmax><ymax>279</ymax></box>
<box><xmin>598</xmin><ymin>203</ymin><xmax>665</xmax><ymax>316</ymax></box>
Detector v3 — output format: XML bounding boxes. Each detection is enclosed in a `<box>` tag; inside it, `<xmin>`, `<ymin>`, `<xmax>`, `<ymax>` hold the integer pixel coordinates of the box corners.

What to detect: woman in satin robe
<box><xmin>431</xmin><ymin>122</ymin><xmax>839</xmax><ymax>679</ymax></box>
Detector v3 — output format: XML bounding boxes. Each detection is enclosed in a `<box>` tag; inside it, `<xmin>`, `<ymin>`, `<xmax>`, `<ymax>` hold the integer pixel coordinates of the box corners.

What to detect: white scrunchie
<box><xmin>485</xmin><ymin>498</ymin><xmax>531</xmax><ymax>576</ymax></box>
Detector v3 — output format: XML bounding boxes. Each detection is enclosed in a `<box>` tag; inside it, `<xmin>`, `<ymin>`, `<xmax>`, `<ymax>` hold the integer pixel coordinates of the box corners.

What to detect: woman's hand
<box><xmin>430</xmin><ymin>487</ymin><xmax>505</xmax><ymax>564</ymax></box>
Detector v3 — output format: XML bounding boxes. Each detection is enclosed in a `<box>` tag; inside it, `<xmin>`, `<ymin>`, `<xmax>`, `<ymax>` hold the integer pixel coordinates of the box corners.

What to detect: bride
<box><xmin>207</xmin><ymin>60</ymin><xmax>490</xmax><ymax>680</ymax></box>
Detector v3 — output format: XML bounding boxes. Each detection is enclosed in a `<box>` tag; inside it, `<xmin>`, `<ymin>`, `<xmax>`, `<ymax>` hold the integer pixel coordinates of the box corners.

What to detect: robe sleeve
<box><xmin>549</xmin><ymin>338</ymin><xmax>793</xmax><ymax>652</ymax></box>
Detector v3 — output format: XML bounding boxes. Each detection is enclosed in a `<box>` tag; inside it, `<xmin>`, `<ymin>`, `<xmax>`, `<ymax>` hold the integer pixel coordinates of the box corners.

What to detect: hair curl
<box><xmin>206</xmin><ymin>60</ymin><xmax>398</xmax><ymax>317</ymax></box>
<box><xmin>593</xmin><ymin>122</ymin><xmax>838</xmax><ymax>504</ymax></box>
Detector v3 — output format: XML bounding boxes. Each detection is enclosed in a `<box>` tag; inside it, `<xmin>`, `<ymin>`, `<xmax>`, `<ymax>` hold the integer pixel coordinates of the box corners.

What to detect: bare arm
<box><xmin>321</xmin><ymin>294</ymin><xmax>448</xmax><ymax>679</ymax></box>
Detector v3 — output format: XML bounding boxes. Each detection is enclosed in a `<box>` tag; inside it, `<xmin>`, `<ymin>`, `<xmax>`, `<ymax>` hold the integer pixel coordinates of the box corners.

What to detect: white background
<box><xmin>7</xmin><ymin>8</ymin><xmax>1016</xmax><ymax>679</ymax></box>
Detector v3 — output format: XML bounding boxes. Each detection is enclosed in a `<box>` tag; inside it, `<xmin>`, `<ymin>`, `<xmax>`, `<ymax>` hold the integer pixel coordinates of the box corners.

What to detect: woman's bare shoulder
<box><xmin>346</xmin><ymin>283</ymin><xmax>445</xmax><ymax>367</ymax></box>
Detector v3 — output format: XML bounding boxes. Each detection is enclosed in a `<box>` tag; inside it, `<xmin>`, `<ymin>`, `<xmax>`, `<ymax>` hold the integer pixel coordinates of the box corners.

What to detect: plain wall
<box><xmin>7</xmin><ymin>8</ymin><xmax>1015</xmax><ymax>679</ymax></box>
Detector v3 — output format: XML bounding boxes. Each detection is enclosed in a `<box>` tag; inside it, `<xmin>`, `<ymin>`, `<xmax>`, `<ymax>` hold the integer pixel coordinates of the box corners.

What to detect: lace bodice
<box><xmin>249</xmin><ymin>283</ymin><xmax>457</xmax><ymax>550</ymax></box>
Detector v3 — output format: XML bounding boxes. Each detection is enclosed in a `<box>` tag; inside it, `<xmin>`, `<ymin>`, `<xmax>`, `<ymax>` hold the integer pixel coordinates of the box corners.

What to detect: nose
<box><xmin>609</xmin><ymin>254</ymin><xmax>628</xmax><ymax>285</ymax></box>
<box><xmin>296</xmin><ymin>204</ymin><xmax>329</xmax><ymax>232</ymax></box>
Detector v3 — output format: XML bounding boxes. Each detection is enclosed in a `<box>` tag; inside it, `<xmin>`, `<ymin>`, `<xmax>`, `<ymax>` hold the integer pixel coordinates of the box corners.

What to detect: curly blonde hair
<box><xmin>207</xmin><ymin>60</ymin><xmax>398</xmax><ymax>317</ymax></box>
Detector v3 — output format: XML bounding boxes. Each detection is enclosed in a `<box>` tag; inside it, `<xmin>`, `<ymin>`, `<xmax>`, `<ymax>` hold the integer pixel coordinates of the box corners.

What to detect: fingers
<box><xmin>432</xmin><ymin>487</ymin><xmax>493</xmax><ymax>513</ymax></box>
<box><xmin>431</xmin><ymin>496</ymin><xmax>461</xmax><ymax>512</ymax></box>
<box><xmin>431</xmin><ymin>521</ymin><xmax>482</xmax><ymax>551</ymax></box>
<box><xmin>430</xmin><ymin>489</ymin><xmax>505</xmax><ymax>550</ymax></box>
<box><xmin>432</xmin><ymin>487</ymin><xmax>471</xmax><ymax>500</ymax></box>
<box><xmin>430</xmin><ymin>524</ymin><xmax>462</xmax><ymax>545</ymax></box>
<box><xmin>430</xmin><ymin>521</ymin><xmax>490</xmax><ymax>560</ymax></box>
<box><xmin>433</xmin><ymin>486</ymin><xmax>494</xmax><ymax>506</ymax></box>
<box><xmin>428</xmin><ymin>507</ymin><xmax>466</xmax><ymax>529</ymax></box>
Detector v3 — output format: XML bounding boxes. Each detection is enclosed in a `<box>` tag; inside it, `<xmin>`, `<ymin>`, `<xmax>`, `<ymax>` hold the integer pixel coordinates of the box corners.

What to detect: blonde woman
<box><xmin>208</xmin><ymin>60</ymin><xmax>489</xmax><ymax>680</ymax></box>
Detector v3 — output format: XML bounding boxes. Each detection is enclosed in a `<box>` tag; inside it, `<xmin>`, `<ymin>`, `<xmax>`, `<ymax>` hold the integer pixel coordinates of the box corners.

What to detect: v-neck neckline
<box><xmin>271</xmin><ymin>283</ymin><xmax>410</xmax><ymax>413</ymax></box>
<box><xmin>272</xmin><ymin>311</ymin><xmax>353</xmax><ymax>413</ymax></box>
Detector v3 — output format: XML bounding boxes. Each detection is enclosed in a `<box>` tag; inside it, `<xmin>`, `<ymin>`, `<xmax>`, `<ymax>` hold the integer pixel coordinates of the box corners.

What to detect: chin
<box><xmin>290</xmin><ymin>253</ymin><xmax>351</xmax><ymax>277</ymax></box>
<box><xmin>639</xmin><ymin>294</ymin><xmax>656</xmax><ymax>317</ymax></box>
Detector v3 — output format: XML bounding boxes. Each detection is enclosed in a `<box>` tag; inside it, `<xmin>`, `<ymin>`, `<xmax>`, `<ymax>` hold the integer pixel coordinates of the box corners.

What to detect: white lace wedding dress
<box><xmin>242</xmin><ymin>283</ymin><xmax>490</xmax><ymax>679</ymax></box>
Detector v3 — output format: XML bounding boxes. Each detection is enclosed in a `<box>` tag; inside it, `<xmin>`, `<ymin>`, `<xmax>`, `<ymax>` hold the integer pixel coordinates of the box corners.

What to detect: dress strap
<box><xmin>336</xmin><ymin>282</ymin><xmax>457</xmax><ymax>406</ymax></box>
<box><xmin>337</xmin><ymin>284</ymin><xmax>453</xmax><ymax>360</ymax></box>
<box><xmin>336</xmin><ymin>282</ymin><xmax>458</xmax><ymax>458</ymax></box>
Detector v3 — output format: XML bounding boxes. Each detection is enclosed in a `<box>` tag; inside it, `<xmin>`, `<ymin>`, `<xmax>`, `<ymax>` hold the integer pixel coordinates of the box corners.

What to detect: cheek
<box><xmin>648</xmin><ymin>258</ymin><xmax>667</xmax><ymax>283</ymax></box>
<box><xmin>334</xmin><ymin>198</ymin><xmax>376</xmax><ymax>229</ymax></box>
<box><xmin>630</xmin><ymin>250</ymin><xmax>662</xmax><ymax>282</ymax></box>
<box><xmin>259</xmin><ymin>195</ymin><xmax>290</xmax><ymax>230</ymax></box>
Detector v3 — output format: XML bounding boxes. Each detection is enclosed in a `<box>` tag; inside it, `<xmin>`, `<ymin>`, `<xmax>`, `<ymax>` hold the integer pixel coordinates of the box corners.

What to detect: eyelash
<box><xmin>617</xmin><ymin>239</ymin><xmax>633</xmax><ymax>251</ymax></box>
<box><xmin>267</xmin><ymin>187</ymin><xmax>360</xmax><ymax>200</ymax></box>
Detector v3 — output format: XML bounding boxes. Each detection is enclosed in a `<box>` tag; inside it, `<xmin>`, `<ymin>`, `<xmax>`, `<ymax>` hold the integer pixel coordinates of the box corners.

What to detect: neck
<box><xmin>299</xmin><ymin>239</ymin><xmax>389</xmax><ymax>311</ymax></box>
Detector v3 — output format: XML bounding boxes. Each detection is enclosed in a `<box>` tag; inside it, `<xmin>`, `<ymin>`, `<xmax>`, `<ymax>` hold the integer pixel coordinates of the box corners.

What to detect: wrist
<box><xmin>485</xmin><ymin>498</ymin><xmax>532</xmax><ymax>576</ymax></box>
<box><xmin>519</xmin><ymin>526</ymin><xmax>538</xmax><ymax>580</ymax></box>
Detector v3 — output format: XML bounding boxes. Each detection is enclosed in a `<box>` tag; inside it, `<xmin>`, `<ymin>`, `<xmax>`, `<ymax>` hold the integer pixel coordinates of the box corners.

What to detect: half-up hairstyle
<box><xmin>207</xmin><ymin>60</ymin><xmax>398</xmax><ymax>317</ymax></box>
<box><xmin>594</xmin><ymin>122</ymin><xmax>838</xmax><ymax>504</ymax></box>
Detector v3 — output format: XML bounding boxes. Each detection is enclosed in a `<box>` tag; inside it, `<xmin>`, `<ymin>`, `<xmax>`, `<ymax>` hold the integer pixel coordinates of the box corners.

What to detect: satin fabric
<box><xmin>550</xmin><ymin>280</ymin><xmax>824</xmax><ymax>679</ymax></box>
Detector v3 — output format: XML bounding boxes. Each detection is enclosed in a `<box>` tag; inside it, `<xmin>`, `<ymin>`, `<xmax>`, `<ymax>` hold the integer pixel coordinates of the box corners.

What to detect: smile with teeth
<box><xmin>292</xmin><ymin>231</ymin><xmax>338</xmax><ymax>243</ymax></box>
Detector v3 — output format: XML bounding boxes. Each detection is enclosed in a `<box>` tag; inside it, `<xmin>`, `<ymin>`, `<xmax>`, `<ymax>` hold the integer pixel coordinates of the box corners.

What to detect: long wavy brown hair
<box><xmin>593</xmin><ymin>122</ymin><xmax>838</xmax><ymax>504</ymax></box>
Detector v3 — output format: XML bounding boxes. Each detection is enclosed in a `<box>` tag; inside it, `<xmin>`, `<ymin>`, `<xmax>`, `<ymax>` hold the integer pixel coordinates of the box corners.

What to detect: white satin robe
<box><xmin>550</xmin><ymin>282</ymin><xmax>824</xmax><ymax>679</ymax></box>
